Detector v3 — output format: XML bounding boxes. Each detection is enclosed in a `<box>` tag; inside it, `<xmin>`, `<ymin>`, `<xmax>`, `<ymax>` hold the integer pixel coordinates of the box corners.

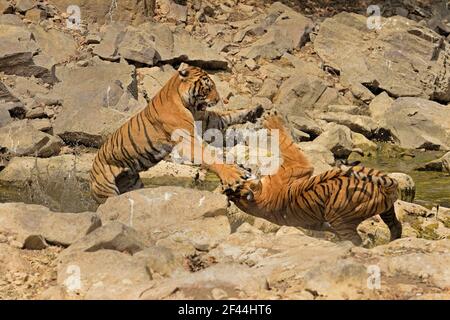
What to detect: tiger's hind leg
<box><xmin>331</xmin><ymin>219</ymin><xmax>364</xmax><ymax>246</ymax></box>
<box><xmin>115</xmin><ymin>169</ymin><xmax>144</xmax><ymax>195</ymax></box>
<box><xmin>380</xmin><ymin>205</ymin><xmax>402</xmax><ymax>241</ymax></box>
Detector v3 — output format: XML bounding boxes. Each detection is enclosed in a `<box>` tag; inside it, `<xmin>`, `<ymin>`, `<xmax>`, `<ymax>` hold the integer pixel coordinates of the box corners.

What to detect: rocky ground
<box><xmin>0</xmin><ymin>0</ymin><xmax>449</xmax><ymax>299</ymax></box>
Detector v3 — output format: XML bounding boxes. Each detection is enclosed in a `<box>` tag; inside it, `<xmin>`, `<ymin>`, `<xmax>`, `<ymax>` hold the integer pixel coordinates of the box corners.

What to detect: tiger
<box><xmin>90</xmin><ymin>66</ymin><xmax>263</xmax><ymax>204</ymax></box>
<box><xmin>226</xmin><ymin>111</ymin><xmax>402</xmax><ymax>245</ymax></box>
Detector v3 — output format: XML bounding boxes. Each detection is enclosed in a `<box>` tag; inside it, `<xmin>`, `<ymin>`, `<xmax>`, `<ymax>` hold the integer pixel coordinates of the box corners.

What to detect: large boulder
<box><xmin>51</xmin><ymin>59</ymin><xmax>142</xmax><ymax>147</ymax></box>
<box><xmin>239</xmin><ymin>2</ymin><xmax>313</xmax><ymax>60</ymax></box>
<box><xmin>379</xmin><ymin>97</ymin><xmax>450</xmax><ymax>150</ymax></box>
<box><xmin>0</xmin><ymin>202</ymin><xmax>101</xmax><ymax>249</ymax></box>
<box><xmin>93</xmin><ymin>22</ymin><xmax>228</xmax><ymax>69</ymax></box>
<box><xmin>97</xmin><ymin>187</ymin><xmax>230</xmax><ymax>250</ymax></box>
<box><xmin>0</xmin><ymin>23</ymin><xmax>55</xmax><ymax>83</ymax></box>
<box><xmin>314</xmin><ymin>13</ymin><xmax>450</xmax><ymax>101</ymax></box>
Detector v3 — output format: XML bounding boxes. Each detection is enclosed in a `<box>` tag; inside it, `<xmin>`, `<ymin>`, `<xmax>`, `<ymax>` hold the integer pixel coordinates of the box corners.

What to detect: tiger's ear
<box><xmin>179</xmin><ymin>69</ymin><xmax>189</xmax><ymax>79</ymax></box>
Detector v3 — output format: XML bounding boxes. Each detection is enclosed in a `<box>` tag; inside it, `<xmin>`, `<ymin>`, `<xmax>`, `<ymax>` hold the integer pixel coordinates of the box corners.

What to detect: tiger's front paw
<box><xmin>217</xmin><ymin>165</ymin><xmax>249</xmax><ymax>191</ymax></box>
<box><xmin>244</xmin><ymin>105</ymin><xmax>265</xmax><ymax>123</ymax></box>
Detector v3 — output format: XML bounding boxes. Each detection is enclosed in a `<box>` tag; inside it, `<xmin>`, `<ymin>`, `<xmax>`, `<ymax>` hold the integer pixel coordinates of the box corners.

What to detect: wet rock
<box><xmin>0</xmin><ymin>120</ymin><xmax>62</xmax><ymax>157</ymax></box>
<box><xmin>416</xmin><ymin>152</ymin><xmax>450</xmax><ymax>173</ymax></box>
<box><xmin>0</xmin><ymin>153</ymin><xmax>97</xmax><ymax>213</ymax></box>
<box><xmin>0</xmin><ymin>202</ymin><xmax>101</xmax><ymax>249</ymax></box>
<box><xmin>51</xmin><ymin>59</ymin><xmax>141</xmax><ymax>147</ymax></box>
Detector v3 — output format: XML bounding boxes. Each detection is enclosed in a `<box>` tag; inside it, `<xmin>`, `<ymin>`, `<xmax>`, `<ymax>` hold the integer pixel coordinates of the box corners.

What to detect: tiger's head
<box><xmin>177</xmin><ymin>66</ymin><xmax>221</xmax><ymax>114</ymax></box>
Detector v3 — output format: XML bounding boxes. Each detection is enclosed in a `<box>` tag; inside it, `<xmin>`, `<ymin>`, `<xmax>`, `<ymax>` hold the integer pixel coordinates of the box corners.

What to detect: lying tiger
<box><xmin>90</xmin><ymin>66</ymin><xmax>262</xmax><ymax>203</ymax></box>
<box><xmin>226</xmin><ymin>112</ymin><xmax>402</xmax><ymax>245</ymax></box>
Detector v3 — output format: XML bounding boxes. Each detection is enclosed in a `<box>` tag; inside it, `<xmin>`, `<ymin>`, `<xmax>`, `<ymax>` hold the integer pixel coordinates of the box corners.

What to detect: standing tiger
<box><xmin>90</xmin><ymin>66</ymin><xmax>262</xmax><ymax>203</ymax></box>
<box><xmin>227</xmin><ymin>112</ymin><xmax>402</xmax><ymax>245</ymax></box>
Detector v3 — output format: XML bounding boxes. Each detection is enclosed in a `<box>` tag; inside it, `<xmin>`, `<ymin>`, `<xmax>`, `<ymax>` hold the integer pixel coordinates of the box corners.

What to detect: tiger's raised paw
<box><xmin>216</xmin><ymin>164</ymin><xmax>250</xmax><ymax>192</ymax></box>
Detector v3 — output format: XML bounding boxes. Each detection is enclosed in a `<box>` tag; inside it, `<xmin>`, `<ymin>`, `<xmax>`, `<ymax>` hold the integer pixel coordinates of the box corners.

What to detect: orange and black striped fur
<box><xmin>90</xmin><ymin>66</ymin><xmax>261</xmax><ymax>203</ymax></box>
<box><xmin>227</xmin><ymin>113</ymin><xmax>402</xmax><ymax>245</ymax></box>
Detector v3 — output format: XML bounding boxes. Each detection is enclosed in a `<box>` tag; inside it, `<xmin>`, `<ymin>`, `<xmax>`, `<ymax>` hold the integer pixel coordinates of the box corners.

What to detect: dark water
<box><xmin>349</xmin><ymin>144</ymin><xmax>450</xmax><ymax>208</ymax></box>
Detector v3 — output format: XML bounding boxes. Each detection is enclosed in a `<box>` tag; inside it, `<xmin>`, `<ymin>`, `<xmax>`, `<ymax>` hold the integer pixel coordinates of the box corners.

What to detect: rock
<box><xmin>379</xmin><ymin>97</ymin><xmax>450</xmax><ymax>150</ymax></box>
<box><xmin>28</xmin><ymin>25</ymin><xmax>78</xmax><ymax>65</ymax></box>
<box><xmin>0</xmin><ymin>81</ymin><xmax>17</xmax><ymax>103</ymax></box>
<box><xmin>0</xmin><ymin>202</ymin><xmax>101</xmax><ymax>249</ymax></box>
<box><xmin>0</xmin><ymin>121</ymin><xmax>62</xmax><ymax>157</ymax></box>
<box><xmin>117</xmin><ymin>26</ymin><xmax>157</xmax><ymax>65</ymax></box>
<box><xmin>139</xmin><ymin>263</ymin><xmax>268</xmax><ymax>299</ymax></box>
<box><xmin>0</xmin><ymin>24</ymin><xmax>54</xmax><ymax>82</ymax></box>
<box><xmin>139</xmin><ymin>160</ymin><xmax>207</xmax><ymax>189</ymax></box>
<box><xmin>92</xmin><ymin>23</ymin><xmax>126</xmax><ymax>61</ymax></box>
<box><xmin>51</xmin><ymin>59</ymin><xmax>141</xmax><ymax>147</ymax></box>
<box><xmin>310</xmin><ymin>123</ymin><xmax>354</xmax><ymax>159</ymax></box>
<box><xmin>60</xmin><ymin>222</ymin><xmax>151</xmax><ymax>259</ymax></box>
<box><xmin>416</xmin><ymin>152</ymin><xmax>450</xmax><ymax>173</ymax></box>
<box><xmin>94</xmin><ymin>23</ymin><xmax>228</xmax><ymax>69</ymax></box>
<box><xmin>28</xmin><ymin>118</ymin><xmax>52</xmax><ymax>132</ymax></box>
<box><xmin>97</xmin><ymin>187</ymin><xmax>229</xmax><ymax>243</ymax></box>
<box><xmin>57</xmin><ymin>250</ymin><xmax>152</xmax><ymax>298</ymax></box>
<box><xmin>317</xmin><ymin>112</ymin><xmax>378</xmax><ymax>138</ymax></box>
<box><xmin>156</xmin><ymin>0</ymin><xmax>187</xmax><ymax>22</ymax></box>
<box><xmin>245</xmin><ymin>58</ymin><xmax>257</xmax><ymax>71</ymax></box>
<box><xmin>314</xmin><ymin>13</ymin><xmax>450</xmax><ymax>102</ymax></box>
<box><xmin>139</xmin><ymin>64</ymin><xmax>175</xmax><ymax>99</ymax></box>
<box><xmin>240</xmin><ymin>2</ymin><xmax>313</xmax><ymax>60</ymax></box>
<box><xmin>369</xmin><ymin>92</ymin><xmax>394</xmax><ymax>120</ymax></box>
<box><xmin>0</xmin><ymin>0</ymin><xmax>13</xmax><ymax>13</ymax></box>
<box><xmin>51</xmin><ymin>0</ymin><xmax>155</xmax><ymax>25</ymax></box>
<box><xmin>0</xmin><ymin>153</ymin><xmax>97</xmax><ymax>213</ymax></box>
<box><xmin>388</xmin><ymin>173</ymin><xmax>416</xmax><ymax>203</ymax></box>
<box><xmin>0</xmin><ymin>14</ymin><xmax>23</xmax><ymax>26</ymax></box>
<box><xmin>273</xmin><ymin>74</ymin><xmax>346</xmax><ymax>117</ymax></box>
<box><xmin>0</xmin><ymin>101</ymin><xmax>15</xmax><ymax>127</ymax></box>
<box><xmin>299</xmin><ymin>142</ymin><xmax>335</xmax><ymax>174</ymax></box>
<box><xmin>351</xmin><ymin>132</ymin><xmax>377</xmax><ymax>152</ymax></box>
<box><xmin>15</xmin><ymin>0</ymin><xmax>35</xmax><ymax>13</ymax></box>
<box><xmin>133</xmin><ymin>245</ymin><xmax>184</xmax><ymax>277</ymax></box>
<box><xmin>24</xmin><ymin>7</ymin><xmax>46</xmax><ymax>22</ymax></box>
